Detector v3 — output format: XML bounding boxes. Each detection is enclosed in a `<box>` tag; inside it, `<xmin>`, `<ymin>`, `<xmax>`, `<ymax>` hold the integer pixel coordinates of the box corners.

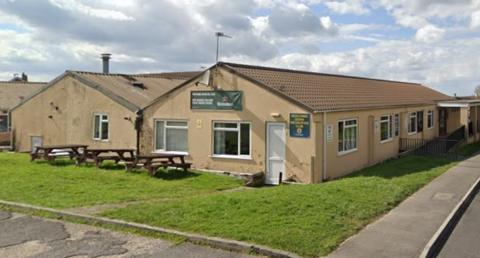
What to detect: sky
<box><xmin>0</xmin><ymin>0</ymin><xmax>479</xmax><ymax>96</ymax></box>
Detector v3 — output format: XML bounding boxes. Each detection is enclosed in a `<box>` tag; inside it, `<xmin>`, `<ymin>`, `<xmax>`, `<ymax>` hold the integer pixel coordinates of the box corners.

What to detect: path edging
<box><xmin>0</xmin><ymin>200</ymin><xmax>299</xmax><ymax>258</ymax></box>
<box><xmin>419</xmin><ymin>177</ymin><xmax>480</xmax><ymax>258</ymax></box>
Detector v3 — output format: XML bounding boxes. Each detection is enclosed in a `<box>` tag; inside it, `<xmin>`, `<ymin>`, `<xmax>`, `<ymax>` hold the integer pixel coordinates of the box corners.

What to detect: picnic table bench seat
<box><xmin>126</xmin><ymin>153</ymin><xmax>191</xmax><ymax>176</ymax></box>
<box><xmin>30</xmin><ymin>145</ymin><xmax>88</xmax><ymax>162</ymax></box>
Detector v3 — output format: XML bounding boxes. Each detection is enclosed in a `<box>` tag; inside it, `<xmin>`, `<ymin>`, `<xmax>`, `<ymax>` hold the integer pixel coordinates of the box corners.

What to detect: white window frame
<box><xmin>212</xmin><ymin>121</ymin><xmax>252</xmax><ymax>159</ymax></box>
<box><xmin>408</xmin><ymin>112</ymin><xmax>417</xmax><ymax>135</ymax></box>
<box><xmin>93</xmin><ymin>113</ymin><xmax>109</xmax><ymax>141</ymax></box>
<box><xmin>427</xmin><ymin>110</ymin><xmax>434</xmax><ymax>129</ymax></box>
<box><xmin>338</xmin><ymin>118</ymin><xmax>358</xmax><ymax>155</ymax></box>
<box><xmin>154</xmin><ymin>119</ymin><xmax>189</xmax><ymax>155</ymax></box>
<box><xmin>380</xmin><ymin>115</ymin><xmax>393</xmax><ymax>143</ymax></box>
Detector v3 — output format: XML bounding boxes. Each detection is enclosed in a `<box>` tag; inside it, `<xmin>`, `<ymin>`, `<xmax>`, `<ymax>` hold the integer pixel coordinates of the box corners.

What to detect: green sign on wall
<box><xmin>191</xmin><ymin>91</ymin><xmax>243</xmax><ymax>111</ymax></box>
<box><xmin>290</xmin><ymin>113</ymin><xmax>311</xmax><ymax>138</ymax></box>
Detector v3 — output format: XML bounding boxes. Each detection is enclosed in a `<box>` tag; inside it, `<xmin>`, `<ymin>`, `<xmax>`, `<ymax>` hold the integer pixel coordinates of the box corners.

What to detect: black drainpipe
<box><xmin>134</xmin><ymin>110</ymin><xmax>143</xmax><ymax>154</ymax></box>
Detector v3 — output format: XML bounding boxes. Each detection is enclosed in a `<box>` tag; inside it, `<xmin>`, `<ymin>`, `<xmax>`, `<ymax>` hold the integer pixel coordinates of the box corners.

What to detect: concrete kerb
<box><xmin>420</xmin><ymin>177</ymin><xmax>480</xmax><ymax>258</ymax></box>
<box><xmin>0</xmin><ymin>200</ymin><xmax>299</xmax><ymax>258</ymax></box>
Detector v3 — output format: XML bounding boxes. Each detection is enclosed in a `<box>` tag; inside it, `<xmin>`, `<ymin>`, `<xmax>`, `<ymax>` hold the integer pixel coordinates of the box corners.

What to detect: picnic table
<box><xmin>78</xmin><ymin>148</ymin><xmax>136</xmax><ymax>167</ymax></box>
<box><xmin>127</xmin><ymin>153</ymin><xmax>191</xmax><ymax>176</ymax></box>
<box><xmin>30</xmin><ymin>144</ymin><xmax>88</xmax><ymax>163</ymax></box>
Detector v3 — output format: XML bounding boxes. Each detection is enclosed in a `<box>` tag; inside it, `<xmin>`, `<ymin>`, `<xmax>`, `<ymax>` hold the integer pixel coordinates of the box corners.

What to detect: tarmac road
<box><xmin>0</xmin><ymin>210</ymin><xmax>257</xmax><ymax>258</ymax></box>
<box><xmin>438</xmin><ymin>190</ymin><xmax>480</xmax><ymax>258</ymax></box>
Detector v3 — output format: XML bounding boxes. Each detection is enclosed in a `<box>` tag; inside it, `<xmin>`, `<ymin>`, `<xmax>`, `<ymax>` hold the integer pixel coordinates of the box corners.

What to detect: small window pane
<box><xmin>166</xmin><ymin>128</ymin><xmax>188</xmax><ymax>152</ymax></box>
<box><xmin>101</xmin><ymin>121</ymin><xmax>109</xmax><ymax>140</ymax></box>
<box><xmin>214</xmin><ymin>130</ymin><xmax>238</xmax><ymax>155</ymax></box>
<box><xmin>338</xmin><ymin>121</ymin><xmax>344</xmax><ymax>152</ymax></box>
<box><xmin>346</xmin><ymin>120</ymin><xmax>357</xmax><ymax>126</ymax></box>
<box><xmin>0</xmin><ymin>115</ymin><xmax>8</xmax><ymax>132</ymax></box>
<box><xmin>240</xmin><ymin>123</ymin><xmax>250</xmax><ymax>155</ymax></box>
<box><xmin>155</xmin><ymin>121</ymin><xmax>165</xmax><ymax>150</ymax></box>
<box><xmin>214</xmin><ymin>123</ymin><xmax>238</xmax><ymax>129</ymax></box>
<box><xmin>102</xmin><ymin>115</ymin><xmax>108</xmax><ymax>120</ymax></box>
<box><xmin>166</xmin><ymin>121</ymin><xmax>187</xmax><ymax>127</ymax></box>
<box><xmin>94</xmin><ymin>115</ymin><xmax>100</xmax><ymax>139</ymax></box>
<box><xmin>394</xmin><ymin>114</ymin><xmax>399</xmax><ymax>136</ymax></box>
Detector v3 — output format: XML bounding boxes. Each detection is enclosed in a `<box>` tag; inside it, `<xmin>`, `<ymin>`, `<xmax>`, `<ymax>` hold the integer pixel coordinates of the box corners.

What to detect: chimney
<box><xmin>101</xmin><ymin>53</ymin><xmax>111</xmax><ymax>74</ymax></box>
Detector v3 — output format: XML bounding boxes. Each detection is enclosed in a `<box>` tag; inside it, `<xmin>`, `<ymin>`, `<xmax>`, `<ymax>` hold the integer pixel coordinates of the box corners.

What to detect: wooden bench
<box><xmin>149</xmin><ymin>162</ymin><xmax>192</xmax><ymax>174</ymax></box>
<box><xmin>30</xmin><ymin>145</ymin><xmax>87</xmax><ymax>163</ymax></box>
<box><xmin>131</xmin><ymin>153</ymin><xmax>191</xmax><ymax>176</ymax></box>
<box><xmin>79</xmin><ymin>148</ymin><xmax>135</xmax><ymax>168</ymax></box>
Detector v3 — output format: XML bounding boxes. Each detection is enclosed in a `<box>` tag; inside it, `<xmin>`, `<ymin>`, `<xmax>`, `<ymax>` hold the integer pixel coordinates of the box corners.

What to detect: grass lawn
<box><xmin>102</xmin><ymin>155</ymin><xmax>456</xmax><ymax>257</ymax></box>
<box><xmin>457</xmin><ymin>142</ymin><xmax>480</xmax><ymax>157</ymax></box>
<box><xmin>0</xmin><ymin>153</ymin><xmax>243</xmax><ymax>208</ymax></box>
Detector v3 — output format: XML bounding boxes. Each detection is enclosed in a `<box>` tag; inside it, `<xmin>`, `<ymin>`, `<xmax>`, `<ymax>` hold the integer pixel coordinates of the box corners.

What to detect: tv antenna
<box><xmin>215</xmin><ymin>32</ymin><xmax>232</xmax><ymax>62</ymax></box>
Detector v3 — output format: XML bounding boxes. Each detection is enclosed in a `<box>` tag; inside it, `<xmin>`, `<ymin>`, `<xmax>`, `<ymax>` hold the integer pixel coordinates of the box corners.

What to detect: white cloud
<box><xmin>471</xmin><ymin>10</ymin><xmax>480</xmax><ymax>28</ymax></box>
<box><xmin>49</xmin><ymin>0</ymin><xmax>134</xmax><ymax>20</ymax></box>
<box><xmin>415</xmin><ymin>25</ymin><xmax>445</xmax><ymax>43</ymax></box>
<box><xmin>325</xmin><ymin>0</ymin><xmax>370</xmax><ymax>15</ymax></box>
<box><xmin>0</xmin><ymin>0</ymin><xmax>479</xmax><ymax>96</ymax></box>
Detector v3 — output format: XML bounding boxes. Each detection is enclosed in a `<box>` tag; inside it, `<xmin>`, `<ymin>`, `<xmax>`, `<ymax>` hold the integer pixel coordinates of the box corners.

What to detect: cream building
<box><xmin>140</xmin><ymin>62</ymin><xmax>465</xmax><ymax>184</ymax></box>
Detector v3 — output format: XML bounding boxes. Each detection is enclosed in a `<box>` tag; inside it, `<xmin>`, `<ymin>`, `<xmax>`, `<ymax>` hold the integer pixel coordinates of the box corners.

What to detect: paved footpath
<box><xmin>0</xmin><ymin>210</ymin><xmax>258</xmax><ymax>258</ymax></box>
<box><xmin>438</xmin><ymin>190</ymin><xmax>480</xmax><ymax>258</ymax></box>
<box><xmin>328</xmin><ymin>154</ymin><xmax>480</xmax><ymax>258</ymax></box>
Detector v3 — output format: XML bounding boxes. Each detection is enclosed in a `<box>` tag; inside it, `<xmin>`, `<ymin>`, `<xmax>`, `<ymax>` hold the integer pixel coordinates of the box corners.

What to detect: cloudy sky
<box><xmin>0</xmin><ymin>0</ymin><xmax>479</xmax><ymax>95</ymax></box>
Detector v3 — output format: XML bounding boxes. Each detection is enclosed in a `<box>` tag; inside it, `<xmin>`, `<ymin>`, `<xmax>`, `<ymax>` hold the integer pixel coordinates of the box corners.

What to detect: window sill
<box><xmin>428</xmin><ymin>127</ymin><xmax>434</xmax><ymax>130</ymax></box>
<box><xmin>153</xmin><ymin>150</ymin><xmax>189</xmax><ymax>156</ymax></box>
<box><xmin>93</xmin><ymin>139</ymin><xmax>110</xmax><ymax>142</ymax></box>
<box><xmin>407</xmin><ymin>132</ymin><xmax>417</xmax><ymax>136</ymax></box>
<box><xmin>380</xmin><ymin>138</ymin><xmax>393</xmax><ymax>144</ymax></box>
<box><xmin>210</xmin><ymin>155</ymin><xmax>253</xmax><ymax>160</ymax></box>
<box><xmin>338</xmin><ymin>149</ymin><xmax>358</xmax><ymax>156</ymax></box>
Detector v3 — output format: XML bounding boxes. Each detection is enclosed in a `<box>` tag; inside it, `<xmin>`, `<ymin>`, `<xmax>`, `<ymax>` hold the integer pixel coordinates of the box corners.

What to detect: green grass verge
<box><xmin>102</xmin><ymin>155</ymin><xmax>456</xmax><ymax>257</ymax></box>
<box><xmin>0</xmin><ymin>153</ymin><xmax>243</xmax><ymax>208</ymax></box>
<box><xmin>457</xmin><ymin>142</ymin><xmax>480</xmax><ymax>157</ymax></box>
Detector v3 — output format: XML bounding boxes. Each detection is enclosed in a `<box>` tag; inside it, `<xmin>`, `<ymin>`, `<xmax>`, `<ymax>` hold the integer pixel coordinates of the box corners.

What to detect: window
<box><xmin>93</xmin><ymin>114</ymin><xmax>109</xmax><ymax>140</ymax></box>
<box><xmin>213</xmin><ymin>122</ymin><xmax>250</xmax><ymax>157</ymax></box>
<box><xmin>408</xmin><ymin>112</ymin><xmax>417</xmax><ymax>134</ymax></box>
<box><xmin>394</xmin><ymin>114</ymin><xmax>400</xmax><ymax>136</ymax></box>
<box><xmin>427</xmin><ymin>110</ymin><xmax>434</xmax><ymax>129</ymax></box>
<box><xmin>0</xmin><ymin>115</ymin><xmax>8</xmax><ymax>132</ymax></box>
<box><xmin>155</xmin><ymin>120</ymin><xmax>188</xmax><ymax>153</ymax></box>
<box><xmin>417</xmin><ymin>111</ymin><xmax>424</xmax><ymax>132</ymax></box>
<box><xmin>338</xmin><ymin>119</ymin><xmax>358</xmax><ymax>153</ymax></box>
<box><xmin>380</xmin><ymin>115</ymin><xmax>393</xmax><ymax>142</ymax></box>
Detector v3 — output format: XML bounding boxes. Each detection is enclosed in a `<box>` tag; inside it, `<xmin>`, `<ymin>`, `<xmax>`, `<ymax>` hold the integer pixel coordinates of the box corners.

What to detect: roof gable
<box><xmin>11</xmin><ymin>70</ymin><xmax>193</xmax><ymax>113</ymax></box>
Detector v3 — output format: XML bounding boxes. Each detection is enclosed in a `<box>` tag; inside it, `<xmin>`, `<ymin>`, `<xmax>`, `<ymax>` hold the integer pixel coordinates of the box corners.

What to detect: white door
<box><xmin>266</xmin><ymin>123</ymin><xmax>286</xmax><ymax>185</ymax></box>
<box><xmin>30</xmin><ymin>136</ymin><xmax>43</xmax><ymax>153</ymax></box>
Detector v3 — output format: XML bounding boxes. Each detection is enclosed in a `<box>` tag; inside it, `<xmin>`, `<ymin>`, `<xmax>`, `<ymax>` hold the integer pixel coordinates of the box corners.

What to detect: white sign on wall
<box><xmin>326</xmin><ymin>124</ymin><xmax>333</xmax><ymax>142</ymax></box>
<box><xmin>374</xmin><ymin>120</ymin><xmax>380</xmax><ymax>134</ymax></box>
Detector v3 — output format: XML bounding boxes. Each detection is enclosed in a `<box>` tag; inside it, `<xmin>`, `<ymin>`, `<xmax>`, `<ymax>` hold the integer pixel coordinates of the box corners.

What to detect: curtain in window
<box><xmin>166</xmin><ymin>128</ymin><xmax>188</xmax><ymax>152</ymax></box>
<box><xmin>94</xmin><ymin>115</ymin><xmax>100</xmax><ymax>139</ymax></box>
<box><xmin>155</xmin><ymin>121</ymin><xmax>165</xmax><ymax>150</ymax></box>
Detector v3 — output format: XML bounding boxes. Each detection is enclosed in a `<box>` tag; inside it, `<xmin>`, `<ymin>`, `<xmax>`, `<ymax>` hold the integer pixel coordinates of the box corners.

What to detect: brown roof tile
<box><xmin>0</xmin><ymin>81</ymin><xmax>46</xmax><ymax>111</ymax></box>
<box><xmin>70</xmin><ymin>71</ymin><xmax>188</xmax><ymax>110</ymax></box>
<box><xmin>220</xmin><ymin>62</ymin><xmax>452</xmax><ymax>112</ymax></box>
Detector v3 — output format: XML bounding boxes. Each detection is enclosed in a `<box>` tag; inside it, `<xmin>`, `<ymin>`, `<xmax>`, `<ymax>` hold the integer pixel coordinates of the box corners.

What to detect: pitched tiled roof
<box><xmin>135</xmin><ymin>71</ymin><xmax>201</xmax><ymax>80</ymax></box>
<box><xmin>0</xmin><ymin>81</ymin><xmax>46</xmax><ymax>111</ymax></box>
<box><xmin>70</xmin><ymin>71</ymin><xmax>189</xmax><ymax>110</ymax></box>
<box><xmin>220</xmin><ymin>62</ymin><xmax>452</xmax><ymax>112</ymax></box>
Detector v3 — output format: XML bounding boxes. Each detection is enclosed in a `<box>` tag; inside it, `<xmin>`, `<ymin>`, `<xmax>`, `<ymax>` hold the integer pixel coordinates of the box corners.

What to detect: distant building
<box><xmin>0</xmin><ymin>80</ymin><xmax>46</xmax><ymax>148</ymax></box>
<box><xmin>11</xmin><ymin>70</ymin><xmax>199</xmax><ymax>152</ymax></box>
